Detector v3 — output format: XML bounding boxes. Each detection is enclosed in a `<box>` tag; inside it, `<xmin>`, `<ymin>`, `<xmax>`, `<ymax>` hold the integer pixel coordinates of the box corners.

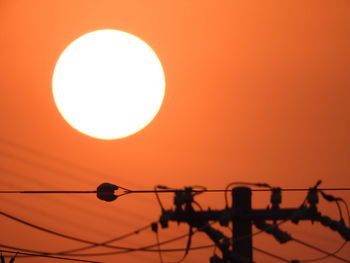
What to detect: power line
<box><xmin>154</xmin><ymin>183</ymin><xmax>350</xmax><ymax>263</ymax></box>
<box><xmin>0</xmin><ymin>190</ymin><xmax>96</xmax><ymax>194</ymax></box>
<box><xmin>0</xmin><ymin>137</ymin><xmax>138</xmax><ymax>187</ymax></box>
<box><xmin>0</xmin><ymin>249</ymin><xmax>102</xmax><ymax>263</ymax></box>
<box><xmin>0</xmin><ymin>166</ymin><xmax>153</xmax><ymax>232</ymax></box>
<box><xmin>299</xmin><ymin>240</ymin><xmax>348</xmax><ymax>263</ymax></box>
<box><xmin>1</xmin><ymin>188</ymin><xmax>350</xmax><ymax>194</ymax></box>
<box><xmin>2</xmin><ymin>243</ymin><xmax>298</xmax><ymax>263</ymax></box>
<box><xmin>0</xmin><ymin>210</ymin><xmax>212</xmax><ymax>256</ymax></box>
<box><xmin>58</xmin><ymin>224</ymin><xmax>152</xmax><ymax>254</ymax></box>
<box><xmin>0</xmin><ymin>233</ymin><xmax>212</xmax><ymax>258</ymax></box>
<box><xmin>2</xmin><ymin>179</ymin><xmax>350</xmax><ymax>262</ymax></box>
<box><xmin>253</xmin><ymin>247</ymin><xmax>290</xmax><ymax>263</ymax></box>
<box><xmin>0</xmin><ymin>210</ymin><xmax>149</xmax><ymax>251</ymax></box>
<box><xmin>292</xmin><ymin>237</ymin><xmax>350</xmax><ymax>263</ymax></box>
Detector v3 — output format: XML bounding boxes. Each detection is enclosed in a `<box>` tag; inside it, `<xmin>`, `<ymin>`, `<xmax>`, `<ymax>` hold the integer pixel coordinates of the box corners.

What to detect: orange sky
<box><xmin>0</xmin><ymin>0</ymin><xmax>349</xmax><ymax>262</ymax></box>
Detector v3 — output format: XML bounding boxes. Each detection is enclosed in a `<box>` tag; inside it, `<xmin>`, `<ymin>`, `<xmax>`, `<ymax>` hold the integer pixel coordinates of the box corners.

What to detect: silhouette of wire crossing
<box><xmin>0</xmin><ymin>208</ymin><xmax>313</xmax><ymax>259</ymax></box>
<box><xmin>0</xmin><ymin>249</ymin><xmax>101</xmax><ymax>263</ymax></box>
<box><xmin>0</xmin><ymin>210</ymin><xmax>151</xmax><ymax>251</ymax></box>
<box><xmin>0</xmin><ymin>210</ymin><xmax>213</xmax><ymax>255</ymax></box>
<box><xmin>1</xmin><ymin>244</ymin><xmax>297</xmax><ymax>263</ymax></box>
<box><xmin>1</xmin><ymin>243</ymin><xmax>295</xmax><ymax>263</ymax></box>
<box><xmin>1</xmin><ymin>209</ymin><xmax>246</xmax><ymax>259</ymax></box>
<box><xmin>2</xmin><ymin>241</ymin><xmax>299</xmax><ymax>263</ymax></box>
<box><xmin>1</xmin><ymin>209</ymin><xmax>287</xmax><ymax>260</ymax></box>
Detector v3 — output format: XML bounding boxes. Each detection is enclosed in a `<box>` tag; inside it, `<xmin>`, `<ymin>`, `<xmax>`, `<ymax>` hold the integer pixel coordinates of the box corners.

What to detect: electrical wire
<box><xmin>1</xmin><ymin>242</ymin><xmax>215</xmax><ymax>259</ymax></box>
<box><xmin>300</xmin><ymin>241</ymin><xmax>348</xmax><ymax>263</ymax></box>
<box><xmin>253</xmin><ymin>247</ymin><xmax>291</xmax><ymax>263</ymax></box>
<box><xmin>0</xmin><ymin>137</ymin><xmax>138</xmax><ymax>187</ymax></box>
<box><xmin>0</xmin><ymin>166</ymin><xmax>151</xmax><ymax>231</ymax></box>
<box><xmin>338</xmin><ymin>198</ymin><xmax>350</xmax><ymax>228</ymax></box>
<box><xmin>1</xmin><ymin>188</ymin><xmax>350</xmax><ymax>195</ymax></box>
<box><xmin>0</xmin><ymin>209</ymin><xmax>165</xmax><ymax>260</ymax></box>
<box><xmin>0</xmin><ymin>249</ymin><xmax>101</xmax><ymax>263</ymax></box>
<box><xmin>152</xmin><ymin>224</ymin><xmax>164</xmax><ymax>263</ymax></box>
<box><xmin>224</xmin><ymin>181</ymin><xmax>272</xmax><ymax>207</ymax></box>
<box><xmin>2</xmin><ymin>156</ymin><xmax>349</xmax><ymax>263</ymax></box>
<box><xmin>295</xmin><ymin>191</ymin><xmax>350</xmax><ymax>262</ymax></box>
<box><xmin>0</xmin><ymin>150</ymin><xmax>95</xmax><ymax>186</ymax></box>
<box><xmin>292</xmin><ymin>237</ymin><xmax>350</xmax><ymax>263</ymax></box>
<box><xmin>169</xmin><ymin>226</ymin><xmax>193</xmax><ymax>263</ymax></box>
<box><xmin>3</xmin><ymin>201</ymin><xmax>348</xmax><ymax>263</ymax></box>
<box><xmin>60</xmin><ymin>225</ymin><xmax>151</xmax><ymax>254</ymax></box>
<box><xmin>0</xmin><ymin>184</ymin><xmax>305</xmax><ymax>256</ymax></box>
<box><xmin>152</xmin><ymin>185</ymin><xmax>203</xmax><ymax>263</ymax></box>
<box><xmin>190</xmin><ymin>185</ymin><xmax>207</xmax><ymax>196</ymax></box>
<box><xmin>60</xmin><ymin>222</ymin><xmax>219</xmax><ymax>256</ymax></box>
<box><xmin>154</xmin><ymin>185</ymin><xmax>168</xmax><ymax>211</ymax></box>
<box><xmin>151</xmin><ymin>225</ymin><xmax>194</xmax><ymax>263</ymax></box>
<box><xmin>0</xmin><ymin>210</ymin><xmax>134</xmax><ymax>250</ymax></box>
<box><xmin>0</xmin><ymin>211</ymin><xmax>182</xmax><ymax>263</ymax></box>
<box><xmin>0</xmin><ymin>210</ymin><xmax>213</xmax><ymax>257</ymax></box>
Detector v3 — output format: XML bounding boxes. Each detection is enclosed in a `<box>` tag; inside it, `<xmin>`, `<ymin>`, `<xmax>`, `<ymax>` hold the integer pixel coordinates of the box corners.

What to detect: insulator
<box><xmin>151</xmin><ymin>222</ymin><xmax>158</xmax><ymax>233</ymax></box>
<box><xmin>159</xmin><ymin>211</ymin><xmax>170</xmax><ymax>228</ymax></box>
<box><xmin>319</xmin><ymin>216</ymin><xmax>332</xmax><ymax>226</ymax></box>
<box><xmin>339</xmin><ymin>227</ymin><xmax>350</xmax><ymax>241</ymax></box>
<box><xmin>210</xmin><ymin>254</ymin><xmax>222</xmax><ymax>263</ymax></box>
<box><xmin>254</xmin><ymin>220</ymin><xmax>292</xmax><ymax>244</ymax></box>
<box><xmin>219</xmin><ymin>210</ymin><xmax>230</xmax><ymax>227</ymax></box>
<box><xmin>96</xmin><ymin>182</ymin><xmax>118</xmax><ymax>202</ymax></box>
<box><xmin>307</xmin><ymin>189</ymin><xmax>319</xmax><ymax>206</ymax></box>
<box><xmin>270</xmin><ymin>188</ymin><xmax>282</xmax><ymax>209</ymax></box>
<box><xmin>291</xmin><ymin>218</ymin><xmax>300</xmax><ymax>224</ymax></box>
<box><xmin>329</xmin><ymin>220</ymin><xmax>340</xmax><ymax>231</ymax></box>
<box><xmin>319</xmin><ymin>215</ymin><xmax>350</xmax><ymax>240</ymax></box>
<box><xmin>320</xmin><ymin>191</ymin><xmax>341</xmax><ymax>202</ymax></box>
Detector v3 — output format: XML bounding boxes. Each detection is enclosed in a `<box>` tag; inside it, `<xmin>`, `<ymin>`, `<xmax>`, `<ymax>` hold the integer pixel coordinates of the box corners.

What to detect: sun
<box><xmin>52</xmin><ymin>29</ymin><xmax>165</xmax><ymax>140</ymax></box>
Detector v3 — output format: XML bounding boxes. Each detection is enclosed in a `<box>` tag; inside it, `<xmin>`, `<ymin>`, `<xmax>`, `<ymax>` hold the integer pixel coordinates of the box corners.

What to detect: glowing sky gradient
<box><xmin>0</xmin><ymin>1</ymin><xmax>349</xmax><ymax>262</ymax></box>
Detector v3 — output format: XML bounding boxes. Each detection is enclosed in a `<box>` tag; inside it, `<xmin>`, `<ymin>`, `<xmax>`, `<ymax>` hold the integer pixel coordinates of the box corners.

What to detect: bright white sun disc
<box><xmin>52</xmin><ymin>29</ymin><xmax>165</xmax><ymax>139</ymax></box>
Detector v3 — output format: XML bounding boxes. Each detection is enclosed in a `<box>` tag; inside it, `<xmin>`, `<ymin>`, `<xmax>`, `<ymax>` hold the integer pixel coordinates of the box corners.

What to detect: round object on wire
<box><xmin>97</xmin><ymin>183</ymin><xmax>119</xmax><ymax>202</ymax></box>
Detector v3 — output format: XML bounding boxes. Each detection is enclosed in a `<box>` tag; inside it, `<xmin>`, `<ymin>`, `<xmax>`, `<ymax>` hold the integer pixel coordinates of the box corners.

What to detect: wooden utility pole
<box><xmin>232</xmin><ymin>187</ymin><xmax>252</xmax><ymax>261</ymax></box>
<box><xmin>158</xmin><ymin>185</ymin><xmax>350</xmax><ymax>262</ymax></box>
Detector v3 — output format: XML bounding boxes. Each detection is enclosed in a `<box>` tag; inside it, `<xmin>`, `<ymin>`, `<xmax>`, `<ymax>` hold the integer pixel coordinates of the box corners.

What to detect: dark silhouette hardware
<box><xmin>156</xmin><ymin>182</ymin><xmax>350</xmax><ymax>263</ymax></box>
<box><xmin>1</xmin><ymin>252</ymin><xmax>17</xmax><ymax>263</ymax></box>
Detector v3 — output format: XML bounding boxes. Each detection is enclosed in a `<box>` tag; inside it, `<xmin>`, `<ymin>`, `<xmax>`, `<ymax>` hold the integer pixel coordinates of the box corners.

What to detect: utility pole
<box><xmin>158</xmin><ymin>184</ymin><xmax>350</xmax><ymax>263</ymax></box>
<box><xmin>232</xmin><ymin>187</ymin><xmax>252</xmax><ymax>261</ymax></box>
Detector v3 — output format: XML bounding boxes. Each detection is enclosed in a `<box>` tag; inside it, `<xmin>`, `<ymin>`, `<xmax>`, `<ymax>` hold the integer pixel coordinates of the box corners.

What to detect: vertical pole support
<box><xmin>232</xmin><ymin>187</ymin><xmax>253</xmax><ymax>262</ymax></box>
